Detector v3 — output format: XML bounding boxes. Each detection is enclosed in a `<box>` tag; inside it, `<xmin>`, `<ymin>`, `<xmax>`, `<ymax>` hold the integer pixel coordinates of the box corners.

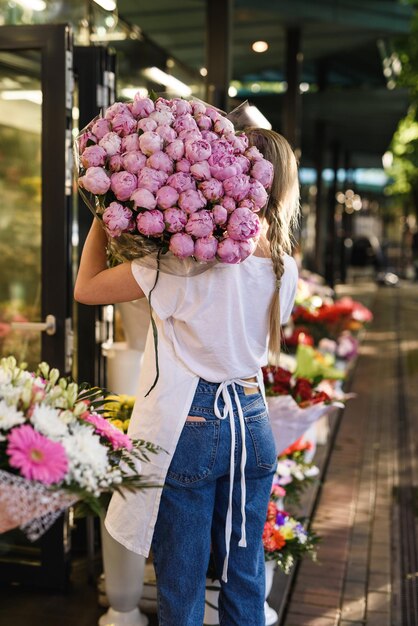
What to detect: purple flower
<box><xmin>222</xmin><ymin>196</ymin><xmax>236</xmax><ymax>213</ymax></box>
<box><xmin>173</xmin><ymin>114</ymin><xmax>199</xmax><ymax>135</ymax></box>
<box><xmin>156</xmin><ymin>125</ymin><xmax>177</xmax><ymax>144</ymax></box>
<box><xmin>147</xmin><ymin>151</ymin><xmax>174</xmax><ymax>174</ymax></box>
<box><xmin>227</xmin><ymin>207</ymin><xmax>261</xmax><ymax>241</ymax></box>
<box><xmin>251</xmin><ymin>159</ymin><xmax>274</xmax><ymax>188</ymax></box>
<box><xmin>176</xmin><ymin>158</ymin><xmax>191</xmax><ymax>173</ymax></box>
<box><xmin>92</xmin><ymin>118</ymin><xmax>111</xmax><ymax>140</ymax></box>
<box><xmin>185</xmin><ymin>139</ymin><xmax>212</xmax><ymax>164</ymax></box>
<box><xmin>81</xmin><ymin>145</ymin><xmax>107</xmax><ymax>168</ymax></box>
<box><xmin>190</xmin><ymin>161</ymin><xmax>211</xmax><ymax>181</ymax></box>
<box><xmin>121</xmin><ymin>133</ymin><xmax>140</xmax><ymax>152</ymax></box>
<box><xmin>217</xmin><ymin>238</ymin><xmax>241</xmax><ymax>264</ymax></box>
<box><xmin>131</xmin><ymin>95</ymin><xmax>155</xmax><ymax>119</ymax></box>
<box><xmin>169</xmin><ymin>232</ymin><xmax>195</xmax><ymax>258</ymax></box>
<box><xmin>99</xmin><ymin>132</ymin><xmax>122</xmax><ymax>156</ymax></box>
<box><xmin>156</xmin><ymin>185</ymin><xmax>179</xmax><ymax>209</ymax></box>
<box><xmin>191</xmin><ymin>101</ymin><xmax>206</xmax><ymax>116</ymax></box>
<box><xmin>110</xmin><ymin>171</ymin><xmax>137</xmax><ymax>201</ymax></box>
<box><xmin>194</xmin><ymin>236</ymin><xmax>218</xmax><ymax>261</ymax></box>
<box><xmin>185</xmin><ymin>210</ymin><xmax>214</xmax><ymax>238</ymax></box>
<box><xmin>167</xmin><ymin>172</ymin><xmax>196</xmax><ymax>194</ymax></box>
<box><xmin>164</xmin><ymin>208</ymin><xmax>188</xmax><ymax>233</ymax></box>
<box><xmin>122</xmin><ymin>151</ymin><xmax>147</xmax><ymax>174</ymax></box>
<box><xmin>212</xmin><ymin>204</ymin><xmax>228</xmax><ymax>225</ymax></box>
<box><xmin>137</xmin><ymin>118</ymin><xmax>158</xmax><ymax>133</ymax></box>
<box><xmin>249</xmin><ymin>179</ymin><xmax>268</xmax><ymax>209</ymax></box>
<box><xmin>172</xmin><ymin>98</ymin><xmax>192</xmax><ymax>116</ymax></box>
<box><xmin>79</xmin><ymin>167</ymin><xmax>111</xmax><ymax>195</ymax></box>
<box><xmin>105</xmin><ymin>102</ymin><xmax>130</xmax><ymax>121</ymax></box>
<box><xmin>223</xmin><ymin>174</ymin><xmax>251</xmax><ymax>202</ymax></box>
<box><xmin>245</xmin><ymin>146</ymin><xmax>264</xmax><ymax>161</ymax></box>
<box><xmin>103</xmin><ymin>202</ymin><xmax>133</xmax><ymax>237</ymax></box>
<box><xmin>149</xmin><ymin>109</ymin><xmax>174</xmax><ymax>126</ymax></box>
<box><xmin>139</xmin><ymin>131</ymin><xmax>164</xmax><ymax>156</ymax></box>
<box><xmin>112</xmin><ymin>112</ymin><xmax>137</xmax><ymax>136</ymax></box>
<box><xmin>136</xmin><ymin>209</ymin><xmax>165</xmax><ymax>236</ymax></box>
<box><xmin>165</xmin><ymin>139</ymin><xmax>185</xmax><ymax>161</ymax></box>
<box><xmin>276</xmin><ymin>512</ymin><xmax>286</xmax><ymax>526</ymax></box>
<box><xmin>131</xmin><ymin>188</ymin><xmax>157</xmax><ymax>210</ymax></box>
<box><xmin>178</xmin><ymin>189</ymin><xmax>206</xmax><ymax>214</ymax></box>
<box><xmin>78</xmin><ymin>130</ymin><xmax>96</xmax><ymax>154</ymax></box>
<box><xmin>208</xmin><ymin>154</ymin><xmax>242</xmax><ymax>181</ymax></box>
<box><xmin>108</xmin><ymin>154</ymin><xmax>124</xmax><ymax>172</ymax></box>
<box><xmin>137</xmin><ymin>167</ymin><xmax>168</xmax><ymax>193</ymax></box>
<box><xmin>214</xmin><ymin>116</ymin><xmax>235</xmax><ymax>135</ymax></box>
<box><xmin>195</xmin><ymin>113</ymin><xmax>213</xmax><ymax>131</ymax></box>
<box><xmin>199</xmin><ymin>178</ymin><xmax>224</xmax><ymax>202</ymax></box>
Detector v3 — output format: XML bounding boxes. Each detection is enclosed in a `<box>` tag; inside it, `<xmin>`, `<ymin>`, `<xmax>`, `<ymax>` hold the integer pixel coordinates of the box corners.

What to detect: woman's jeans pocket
<box><xmin>245</xmin><ymin>407</ymin><xmax>277</xmax><ymax>471</ymax></box>
<box><xmin>167</xmin><ymin>419</ymin><xmax>220</xmax><ymax>485</ymax></box>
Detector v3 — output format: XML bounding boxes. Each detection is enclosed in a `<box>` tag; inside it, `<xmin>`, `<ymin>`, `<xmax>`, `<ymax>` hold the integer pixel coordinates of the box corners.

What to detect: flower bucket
<box><xmin>102</xmin><ymin>341</ymin><xmax>144</xmax><ymax>395</ymax></box>
<box><xmin>264</xmin><ymin>560</ymin><xmax>279</xmax><ymax>626</ymax></box>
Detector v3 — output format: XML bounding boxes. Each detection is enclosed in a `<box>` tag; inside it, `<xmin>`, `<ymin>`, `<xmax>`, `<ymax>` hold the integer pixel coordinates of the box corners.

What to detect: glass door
<box><xmin>0</xmin><ymin>24</ymin><xmax>74</xmax><ymax>590</ymax></box>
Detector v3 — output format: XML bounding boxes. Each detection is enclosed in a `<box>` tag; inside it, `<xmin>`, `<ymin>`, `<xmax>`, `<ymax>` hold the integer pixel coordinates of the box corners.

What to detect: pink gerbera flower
<box><xmin>6</xmin><ymin>425</ymin><xmax>68</xmax><ymax>485</ymax></box>
<box><xmin>84</xmin><ymin>413</ymin><xmax>133</xmax><ymax>451</ymax></box>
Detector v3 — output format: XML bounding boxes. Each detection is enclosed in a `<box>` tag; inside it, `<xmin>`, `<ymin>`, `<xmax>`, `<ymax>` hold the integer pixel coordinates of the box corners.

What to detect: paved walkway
<box><xmin>282</xmin><ymin>283</ymin><xmax>418</xmax><ymax>626</ymax></box>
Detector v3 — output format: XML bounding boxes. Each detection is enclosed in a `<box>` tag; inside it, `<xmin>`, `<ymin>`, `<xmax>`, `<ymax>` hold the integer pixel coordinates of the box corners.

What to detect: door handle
<box><xmin>11</xmin><ymin>314</ymin><xmax>56</xmax><ymax>336</ymax></box>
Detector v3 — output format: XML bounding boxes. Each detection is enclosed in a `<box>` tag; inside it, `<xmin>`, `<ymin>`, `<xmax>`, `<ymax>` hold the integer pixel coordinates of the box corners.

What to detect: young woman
<box><xmin>75</xmin><ymin>128</ymin><xmax>300</xmax><ymax>626</ymax></box>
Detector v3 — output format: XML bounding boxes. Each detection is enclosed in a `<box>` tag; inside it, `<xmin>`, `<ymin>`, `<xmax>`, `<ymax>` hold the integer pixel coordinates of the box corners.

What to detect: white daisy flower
<box><xmin>31</xmin><ymin>404</ymin><xmax>69</xmax><ymax>439</ymax></box>
<box><xmin>0</xmin><ymin>399</ymin><xmax>25</xmax><ymax>431</ymax></box>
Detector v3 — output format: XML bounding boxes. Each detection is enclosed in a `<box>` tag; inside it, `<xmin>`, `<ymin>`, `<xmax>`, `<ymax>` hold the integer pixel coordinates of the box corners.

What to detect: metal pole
<box><xmin>282</xmin><ymin>27</ymin><xmax>302</xmax><ymax>149</ymax></box>
<box><xmin>205</xmin><ymin>0</ymin><xmax>232</xmax><ymax>111</ymax></box>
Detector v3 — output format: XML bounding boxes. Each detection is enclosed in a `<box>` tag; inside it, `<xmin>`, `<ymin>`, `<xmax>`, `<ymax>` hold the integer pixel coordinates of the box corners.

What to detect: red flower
<box><xmin>293</xmin><ymin>378</ymin><xmax>314</xmax><ymax>402</ymax></box>
<box><xmin>273</xmin><ymin>367</ymin><xmax>292</xmax><ymax>385</ymax></box>
<box><xmin>280</xmin><ymin>436</ymin><xmax>312</xmax><ymax>456</ymax></box>
<box><xmin>262</xmin><ymin>522</ymin><xmax>286</xmax><ymax>552</ymax></box>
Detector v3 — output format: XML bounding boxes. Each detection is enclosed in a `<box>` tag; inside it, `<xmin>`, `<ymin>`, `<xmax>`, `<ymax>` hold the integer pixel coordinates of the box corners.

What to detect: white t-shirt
<box><xmin>131</xmin><ymin>253</ymin><xmax>298</xmax><ymax>382</ymax></box>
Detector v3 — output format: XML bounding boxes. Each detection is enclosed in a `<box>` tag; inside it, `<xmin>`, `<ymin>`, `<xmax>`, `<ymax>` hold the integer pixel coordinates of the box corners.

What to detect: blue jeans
<box><xmin>152</xmin><ymin>378</ymin><xmax>277</xmax><ymax>626</ymax></box>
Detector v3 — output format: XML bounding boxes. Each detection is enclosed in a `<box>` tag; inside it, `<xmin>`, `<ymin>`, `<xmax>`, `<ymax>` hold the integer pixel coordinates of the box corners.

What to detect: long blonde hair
<box><xmin>245</xmin><ymin>128</ymin><xmax>300</xmax><ymax>359</ymax></box>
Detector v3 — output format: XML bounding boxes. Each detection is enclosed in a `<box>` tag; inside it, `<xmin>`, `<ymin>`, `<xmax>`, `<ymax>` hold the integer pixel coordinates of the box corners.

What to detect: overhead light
<box><xmin>382</xmin><ymin>151</ymin><xmax>393</xmax><ymax>169</ymax></box>
<box><xmin>252</xmin><ymin>41</ymin><xmax>269</xmax><ymax>53</ymax></box>
<box><xmin>200</xmin><ymin>67</ymin><xmax>208</xmax><ymax>77</ymax></box>
<box><xmin>93</xmin><ymin>0</ymin><xmax>117</xmax><ymax>10</ymax></box>
<box><xmin>250</xmin><ymin>83</ymin><xmax>261</xmax><ymax>93</ymax></box>
<box><xmin>299</xmin><ymin>82</ymin><xmax>310</xmax><ymax>93</ymax></box>
<box><xmin>1</xmin><ymin>90</ymin><xmax>42</xmax><ymax>104</ymax></box>
<box><xmin>228</xmin><ymin>86</ymin><xmax>238</xmax><ymax>98</ymax></box>
<box><xmin>142</xmin><ymin>67</ymin><xmax>191</xmax><ymax>97</ymax></box>
<box><xmin>246</xmin><ymin>106</ymin><xmax>272</xmax><ymax>130</ymax></box>
<box><xmin>15</xmin><ymin>0</ymin><xmax>46</xmax><ymax>10</ymax></box>
<box><xmin>120</xmin><ymin>87</ymin><xmax>148</xmax><ymax>100</ymax></box>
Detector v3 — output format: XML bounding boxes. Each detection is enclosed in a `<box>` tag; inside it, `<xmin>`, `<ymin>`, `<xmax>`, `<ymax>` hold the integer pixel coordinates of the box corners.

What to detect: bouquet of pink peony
<box><xmin>0</xmin><ymin>357</ymin><xmax>157</xmax><ymax>540</ymax></box>
<box><xmin>74</xmin><ymin>93</ymin><xmax>273</xmax><ymax>273</ymax></box>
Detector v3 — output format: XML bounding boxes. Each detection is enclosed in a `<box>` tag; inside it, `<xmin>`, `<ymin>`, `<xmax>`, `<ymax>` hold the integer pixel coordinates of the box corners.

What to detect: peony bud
<box><xmin>169</xmin><ymin>232</ymin><xmax>195</xmax><ymax>258</ymax></box>
<box><xmin>136</xmin><ymin>209</ymin><xmax>165</xmax><ymax>236</ymax></box>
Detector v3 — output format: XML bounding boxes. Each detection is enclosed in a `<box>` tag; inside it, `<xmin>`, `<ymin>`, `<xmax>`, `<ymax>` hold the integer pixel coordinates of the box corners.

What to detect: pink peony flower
<box><xmin>201</xmin><ymin>130</ymin><xmax>219</xmax><ymax>143</ymax></box>
<box><xmin>79</xmin><ymin>167</ymin><xmax>111</xmax><ymax>195</ymax></box>
<box><xmin>205</xmin><ymin>107</ymin><xmax>221</xmax><ymax>123</ymax></box>
<box><xmin>191</xmin><ymin>101</ymin><xmax>207</xmax><ymax>116</ymax></box>
<box><xmin>112</xmin><ymin>112</ymin><xmax>137</xmax><ymax>136</ymax></box>
<box><xmin>195</xmin><ymin>113</ymin><xmax>213</xmax><ymax>131</ymax></box>
<box><xmin>137</xmin><ymin>167</ymin><xmax>168</xmax><ymax>193</ymax></box>
<box><xmin>190</xmin><ymin>160</ymin><xmax>211</xmax><ymax>181</ymax></box>
<box><xmin>165</xmin><ymin>139</ymin><xmax>185</xmax><ymax>161</ymax></box>
<box><xmin>149</xmin><ymin>109</ymin><xmax>174</xmax><ymax>126</ymax></box>
<box><xmin>79</xmin><ymin>131</ymin><xmax>97</xmax><ymax>155</ymax></box>
<box><xmin>249</xmin><ymin>179</ymin><xmax>269</xmax><ymax>209</ymax></box>
<box><xmin>208</xmin><ymin>154</ymin><xmax>242</xmax><ymax>181</ymax></box>
<box><xmin>108</xmin><ymin>154</ymin><xmax>124</xmax><ymax>172</ymax></box>
<box><xmin>173</xmin><ymin>114</ymin><xmax>199</xmax><ymax>134</ymax></box>
<box><xmin>121</xmin><ymin>133</ymin><xmax>140</xmax><ymax>152</ymax></box>
<box><xmin>222</xmin><ymin>196</ymin><xmax>236</xmax><ymax>213</ymax></box>
<box><xmin>81</xmin><ymin>144</ymin><xmax>107</xmax><ymax>168</ymax></box>
<box><xmin>217</xmin><ymin>237</ymin><xmax>241</xmax><ymax>264</ymax></box>
<box><xmin>176</xmin><ymin>158</ymin><xmax>191</xmax><ymax>173</ymax></box>
<box><xmin>210</xmin><ymin>138</ymin><xmax>234</xmax><ymax>159</ymax></box>
<box><xmin>236</xmin><ymin>155</ymin><xmax>251</xmax><ymax>174</ymax></box>
<box><xmin>131</xmin><ymin>95</ymin><xmax>155</xmax><ymax>118</ymax></box>
<box><xmin>227</xmin><ymin>207</ymin><xmax>261</xmax><ymax>241</ymax></box>
<box><xmin>139</xmin><ymin>131</ymin><xmax>164</xmax><ymax>156</ymax></box>
<box><xmin>224</xmin><ymin>132</ymin><xmax>249</xmax><ymax>154</ymax></box>
<box><xmin>199</xmin><ymin>178</ymin><xmax>224</xmax><ymax>202</ymax></box>
<box><xmin>185</xmin><ymin>210</ymin><xmax>214</xmax><ymax>238</ymax></box>
<box><xmin>99</xmin><ymin>132</ymin><xmax>122</xmax><ymax>156</ymax></box>
<box><xmin>7</xmin><ymin>424</ymin><xmax>68</xmax><ymax>485</ymax></box>
<box><xmin>239</xmin><ymin>198</ymin><xmax>256</xmax><ymax>211</ymax></box>
<box><xmin>251</xmin><ymin>159</ymin><xmax>274</xmax><ymax>188</ymax></box>
<box><xmin>136</xmin><ymin>209</ymin><xmax>165</xmax><ymax>236</ymax></box>
<box><xmin>238</xmin><ymin>238</ymin><xmax>256</xmax><ymax>262</ymax></box>
<box><xmin>85</xmin><ymin>413</ymin><xmax>133</xmax><ymax>451</ymax></box>
<box><xmin>172</xmin><ymin>98</ymin><xmax>192</xmax><ymax>116</ymax></box>
<box><xmin>164</xmin><ymin>207</ymin><xmax>188</xmax><ymax>233</ymax></box>
<box><xmin>212</xmin><ymin>204</ymin><xmax>228</xmax><ymax>225</ymax></box>
<box><xmin>130</xmin><ymin>188</ymin><xmax>157</xmax><ymax>211</ymax></box>
<box><xmin>178</xmin><ymin>189</ymin><xmax>206</xmax><ymax>214</ymax></box>
<box><xmin>194</xmin><ymin>235</ymin><xmax>218</xmax><ymax>261</ymax></box>
<box><xmin>245</xmin><ymin>145</ymin><xmax>264</xmax><ymax>161</ymax></box>
<box><xmin>178</xmin><ymin>129</ymin><xmax>202</xmax><ymax>143</ymax></box>
<box><xmin>156</xmin><ymin>185</ymin><xmax>179</xmax><ymax>209</ymax></box>
<box><xmin>110</xmin><ymin>171</ymin><xmax>137</xmax><ymax>201</ymax></box>
<box><xmin>223</xmin><ymin>174</ymin><xmax>251</xmax><ymax>202</ymax></box>
<box><xmin>103</xmin><ymin>202</ymin><xmax>133</xmax><ymax>236</ymax></box>
<box><xmin>105</xmin><ymin>102</ymin><xmax>130</xmax><ymax>121</ymax></box>
<box><xmin>214</xmin><ymin>116</ymin><xmax>235</xmax><ymax>135</ymax></box>
<box><xmin>185</xmin><ymin>139</ymin><xmax>212</xmax><ymax>164</ymax></box>
<box><xmin>155</xmin><ymin>97</ymin><xmax>172</xmax><ymax>111</ymax></box>
<box><xmin>137</xmin><ymin>118</ymin><xmax>158</xmax><ymax>133</ymax></box>
<box><xmin>122</xmin><ymin>151</ymin><xmax>147</xmax><ymax>174</ymax></box>
<box><xmin>167</xmin><ymin>172</ymin><xmax>196</xmax><ymax>193</ymax></box>
<box><xmin>92</xmin><ymin>118</ymin><xmax>111</xmax><ymax>140</ymax></box>
<box><xmin>147</xmin><ymin>151</ymin><xmax>174</xmax><ymax>174</ymax></box>
<box><xmin>169</xmin><ymin>232</ymin><xmax>195</xmax><ymax>258</ymax></box>
<box><xmin>156</xmin><ymin>125</ymin><xmax>177</xmax><ymax>144</ymax></box>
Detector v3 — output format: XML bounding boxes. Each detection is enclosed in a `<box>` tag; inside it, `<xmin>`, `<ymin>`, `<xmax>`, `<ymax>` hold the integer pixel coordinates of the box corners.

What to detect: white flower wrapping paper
<box><xmin>267</xmin><ymin>395</ymin><xmax>344</xmax><ymax>456</ymax></box>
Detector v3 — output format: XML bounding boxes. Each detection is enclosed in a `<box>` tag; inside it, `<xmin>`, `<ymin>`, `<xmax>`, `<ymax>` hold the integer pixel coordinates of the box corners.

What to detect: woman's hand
<box><xmin>74</xmin><ymin>219</ymin><xmax>145</xmax><ymax>305</ymax></box>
